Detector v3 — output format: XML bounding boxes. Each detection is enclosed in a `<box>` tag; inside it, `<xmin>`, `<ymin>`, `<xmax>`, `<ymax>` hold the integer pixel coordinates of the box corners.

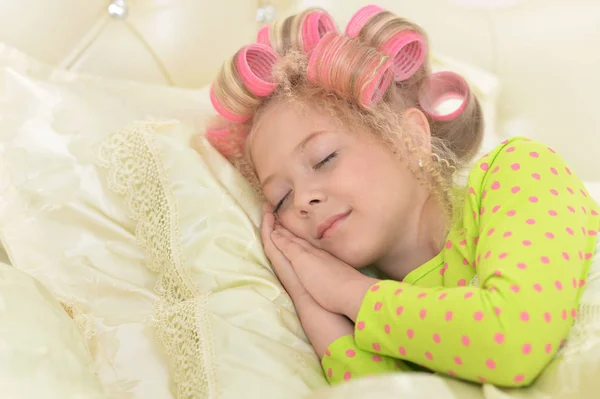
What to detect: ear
<box><xmin>403</xmin><ymin>107</ymin><xmax>432</xmax><ymax>152</ymax></box>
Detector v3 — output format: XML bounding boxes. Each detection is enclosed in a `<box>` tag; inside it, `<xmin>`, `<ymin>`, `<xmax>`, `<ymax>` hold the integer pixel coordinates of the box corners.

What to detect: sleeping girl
<box><xmin>203</xmin><ymin>4</ymin><xmax>600</xmax><ymax>387</ymax></box>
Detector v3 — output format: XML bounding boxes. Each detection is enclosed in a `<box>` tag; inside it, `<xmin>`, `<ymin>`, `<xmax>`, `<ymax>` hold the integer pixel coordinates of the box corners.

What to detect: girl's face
<box><xmin>250</xmin><ymin>101</ymin><xmax>429</xmax><ymax>269</ymax></box>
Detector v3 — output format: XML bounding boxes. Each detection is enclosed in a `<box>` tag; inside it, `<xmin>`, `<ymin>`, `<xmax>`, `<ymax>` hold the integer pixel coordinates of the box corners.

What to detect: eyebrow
<box><xmin>260</xmin><ymin>130</ymin><xmax>329</xmax><ymax>189</ymax></box>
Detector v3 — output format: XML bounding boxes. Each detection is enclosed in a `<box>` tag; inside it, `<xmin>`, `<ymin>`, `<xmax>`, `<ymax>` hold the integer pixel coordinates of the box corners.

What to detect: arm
<box><xmin>345</xmin><ymin>138</ymin><xmax>599</xmax><ymax>386</ymax></box>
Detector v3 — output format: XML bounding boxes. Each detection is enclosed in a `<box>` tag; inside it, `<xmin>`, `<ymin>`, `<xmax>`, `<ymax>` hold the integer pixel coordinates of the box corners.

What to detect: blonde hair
<box><xmin>202</xmin><ymin>7</ymin><xmax>484</xmax><ymax>223</ymax></box>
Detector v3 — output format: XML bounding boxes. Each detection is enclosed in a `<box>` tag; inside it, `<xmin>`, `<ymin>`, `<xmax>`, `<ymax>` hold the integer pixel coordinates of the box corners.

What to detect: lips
<box><xmin>317</xmin><ymin>210</ymin><xmax>351</xmax><ymax>239</ymax></box>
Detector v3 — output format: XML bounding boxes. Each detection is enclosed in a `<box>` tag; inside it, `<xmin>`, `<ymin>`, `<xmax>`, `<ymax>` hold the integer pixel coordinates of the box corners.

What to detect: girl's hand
<box><xmin>270</xmin><ymin>222</ymin><xmax>379</xmax><ymax>321</ymax></box>
<box><xmin>261</xmin><ymin>205</ymin><xmax>355</xmax><ymax>357</ymax></box>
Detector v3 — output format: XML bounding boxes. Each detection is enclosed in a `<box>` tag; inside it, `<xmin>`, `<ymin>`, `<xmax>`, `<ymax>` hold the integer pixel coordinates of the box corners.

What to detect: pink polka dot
<box><xmin>512</xmin><ymin>186</ymin><xmax>521</xmax><ymax>194</ymax></box>
<box><xmin>445</xmin><ymin>240</ymin><xmax>453</xmax><ymax>249</ymax></box>
<box><xmin>407</xmin><ymin>329</ymin><xmax>414</xmax><ymax>339</ymax></box>
<box><xmin>327</xmin><ymin>368</ymin><xmax>333</xmax><ymax>378</ymax></box>
<box><xmin>545</xmin><ymin>343</ymin><xmax>553</xmax><ymax>354</ymax></box>
<box><xmin>357</xmin><ymin>321</ymin><xmax>365</xmax><ymax>330</ymax></box>
<box><xmin>374</xmin><ymin>302</ymin><xmax>382</xmax><ymax>311</ymax></box>
<box><xmin>520</xmin><ymin>312</ymin><xmax>530</xmax><ymax>322</ymax></box>
<box><xmin>494</xmin><ymin>333</ymin><xmax>505</xmax><ymax>344</ymax></box>
<box><xmin>425</xmin><ymin>351</ymin><xmax>434</xmax><ymax>361</ymax></box>
<box><xmin>491</xmin><ymin>181</ymin><xmax>501</xmax><ymax>190</ymax></box>
<box><xmin>555</xmin><ymin>281</ymin><xmax>563</xmax><ymax>290</ymax></box>
<box><xmin>485</xmin><ymin>250</ymin><xmax>491</xmax><ymax>259</ymax></box>
<box><xmin>344</xmin><ymin>371</ymin><xmax>352</xmax><ymax>381</ymax></box>
<box><xmin>462</xmin><ymin>258</ymin><xmax>470</xmax><ymax>266</ymax></box>
<box><xmin>517</xmin><ymin>262</ymin><xmax>527</xmax><ymax>269</ymax></box>
<box><xmin>370</xmin><ymin>285</ymin><xmax>380</xmax><ymax>292</ymax></box>
<box><xmin>453</xmin><ymin>356</ymin><xmax>464</xmax><ymax>365</ymax></box>
<box><xmin>566</xmin><ymin>227</ymin><xmax>574</xmax><ymax>235</ymax></box>
<box><xmin>372</xmin><ymin>342</ymin><xmax>381</xmax><ymax>351</ymax></box>
<box><xmin>433</xmin><ymin>333</ymin><xmax>441</xmax><ymax>343</ymax></box>
<box><xmin>511</xmin><ymin>163</ymin><xmax>521</xmax><ymax>170</ymax></box>
<box><xmin>572</xmin><ymin>308</ymin><xmax>578</xmax><ymax>318</ymax></box>
<box><xmin>492</xmin><ymin>205</ymin><xmax>501</xmax><ymax>213</ymax></box>
<box><xmin>464</xmin><ymin>292</ymin><xmax>474</xmax><ymax>299</ymax></box>
<box><xmin>469</xmin><ymin>187</ymin><xmax>476</xmax><ymax>195</ymax></box>
<box><xmin>448</xmin><ymin>370</ymin><xmax>457</xmax><ymax>376</ymax></box>
<box><xmin>567</xmin><ymin>187</ymin><xmax>575</xmax><ymax>194</ymax></box>
<box><xmin>384</xmin><ymin>324</ymin><xmax>391</xmax><ymax>334</ymax></box>
<box><xmin>417</xmin><ymin>292</ymin><xmax>427</xmax><ymax>299</ymax></box>
<box><xmin>526</xmin><ymin>219</ymin><xmax>536</xmax><ymax>225</ymax></box>
<box><xmin>346</xmin><ymin>349</ymin><xmax>356</xmax><ymax>357</ymax></box>
<box><xmin>530</xmin><ymin>151</ymin><xmax>539</xmax><ymax>158</ymax></box>
<box><xmin>529</xmin><ymin>196</ymin><xmax>539</xmax><ymax>203</ymax></box>
<box><xmin>498</xmin><ymin>252</ymin><xmax>508</xmax><ymax>259</ymax></box>
<box><xmin>462</xmin><ymin>335</ymin><xmax>471</xmax><ymax>347</ymax></box>
<box><xmin>507</xmin><ymin>209</ymin><xmax>517</xmax><ymax>216</ymax></box>
<box><xmin>438</xmin><ymin>292</ymin><xmax>448</xmax><ymax>300</ymax></box>
<box><xmin>487</xmin><ymin>228</ymin><xmax>495</xmax><ymax>236</ymax></box>
<box><xmin>474</xmin><ymin>311</ymin><xmax>484</xmax><ymax>321</ymax></box>
<box><xmin>420</xmin><ymin>309</ymin><xmax>427</xmax><ymax>319</ymax></box>
<box><xmin>474</xmin><ymin>237</ymin><xmax>480</xmax><ymax>244</ymax></box>
<box><xmin>545</xmin><ymin>232</ymin><xmax>555</xmax><ymax>239</ymax></box>
<box><xmin>544</xmin><ymin>312</ymin><xmax>552</xmax><ymax>323</ymax></box>
<box><xmin>580</xmin><ymin>279</ymin><xmax>587</xmax><ymax>287</ymax></box>
<box><xmin>480</xmin><ymin>163</ymin><xmax>489</xmax><ymax>171</ymax></box>
<box><xmin>592</xmin><ymin>209</ymin><xmax>599</xmax><ymax>216</ymax></box>
<box><xmin>572</xmin><ymin>278</ymin><xmax>578</xmax><ymax>288</ymax></box>
<box><xmin>590</xmin><ymin>230</ymin><xmax>598</xmax><ymax>236</ymax></box>
<box><xmin>486</xmin><ymin>359</ymin><xmax>496</xmax><ymax>369</ymax></box>
<box><xmin>541</xmin><ymin>256</ymin><xmax>550</xmax><ymax>264</ymax></box>
<box><xmin>457</xmin><ymin>279</ymin><xmax>466</xmax><ymax>287</ymax></box>
<box><xmin>396</xmin><ymin>306</ymin><xmax>404</xmax><ymax>316</ymax></box>
<box><xmin>394</xmin><ymin>287</ymin><xmax>403</xmax><ymax>295</ymax></box>
<box><xmin>492</xmin><ymin>166</ymin><xmax>500</xmax><ymax>174</ymax></box>
<box><xmin>548</xmin><ymin>210</ymin><xmax>558</xmax><ymax>216</ymax></box>
<box><xmin>562</xmin><ymin>309</ymin><xmax>568</xmax><ymax>320</ymax></box>
<box><xmin>550</xmin><ymin>189</ymin><xmax>559</xmax><ymax>196</ymax></box>
<box><xmin>504</xmin><ymin>231</ymin><xmax>513</xmax><ymax>238</ymax></box>
<box><xmin>398</xmin><ymin>346</ymin><xmax>406</xmax><ymax>356</ymax></box>
<box><xmin>562</xmin><ymin>252</ymin><xmax>570</xmax><ymax>260</ymax></box>
<box><xmin>565</xmin><ymin>167</ymin><xmax>572</xmax><ymax>175</ymax></box>
<box><xmin>482</xmin><ymin>190</ymin><xmax>487</xmax><ymax>199</ymax></box>
<box><xmin>459</xmin><ymin>240</ymin><xmax>467</xmax><ymax>246</ymax></box>
<box><xmin>532</xmin><ymin>173</ymin><xmax>541</xmax><ymax>180</ymax></box>
<box><xmin>325</xmin><ymin>349</ymin><xmax>331</xmax><ymax>357</ymax></box>
<box><xmin>445</xmin><ymin>311</ymin><xmax>453</xmax><ymax>321</ymax></box>
<box><xmin>494</xmin><ymin>306</ymin><xmax>502</xmax><ymax>316</ymax></box>
<box><xmin>548</xmin><ymin>146</ymin><xmax>556</xmax><ymax>153</ymax></box>
<box><xmin>533</xmin><ymin>283</ymin><xmax>542</xmax><ymax>292</ymax></box>
<box><xmin>510</xmin><ymin>285</ymin><xmax>520</xmax><ymax>293</ymax></box>
<box><xmin>522</xmin><ymin>343</ymin><xmax>532</xmax><ymax>355</ymax></box>
<box><xmin>507</xmin><ymin>147</ymin><xmax>515</xmax><ymax>153</ymax></box>
<box><xmin>440</xmin><ymin>264</ymin><xmax>448</xmax><ymax>275</ymax></box>
<box><xmin>550</xmin><ymin>167</ymin><xmax>558</xmax><ymax>175</ymax></box>
<box><xmin>480</xmin><ymin>207</ymin><xmax>486</xmax><ymax>216</ymax></box>
<box><xmin>523</xmin><ymin>240</ymin><xmax>532</xmax><ymax>246</ymax></box>
<box><xmin>372</xmin><ymin>355</ymin><xmax>382</xmax><ymax>362</ymax></box>
<box><xmin>568</xmin><ymin>206</ymin><xmax>575</xmax><ymax>213</ymax></box>
<box><xmin>478</xmin><ymin>376</ymin><xmax>487</xmax><ymax>383</ymax></box>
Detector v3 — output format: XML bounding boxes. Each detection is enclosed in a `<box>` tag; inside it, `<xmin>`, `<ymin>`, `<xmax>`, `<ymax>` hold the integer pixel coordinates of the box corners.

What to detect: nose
<box><xmin>294</xmin><ymin>187</ymin><xmax>326</xmax><ymax>216</ymax></box>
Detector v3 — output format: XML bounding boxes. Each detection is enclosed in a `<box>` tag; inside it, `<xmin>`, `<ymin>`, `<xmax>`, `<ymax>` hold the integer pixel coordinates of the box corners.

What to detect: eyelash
<box><xmin>273</xmin><ymin>152</ymin><xmax>338</xmax><ymax>214</ymax></box>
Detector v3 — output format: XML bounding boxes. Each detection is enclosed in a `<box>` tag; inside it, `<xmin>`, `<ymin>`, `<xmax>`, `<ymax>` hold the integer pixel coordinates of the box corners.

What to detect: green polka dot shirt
<box><xmin>322</xmin><ymin>137</ymin><xmax>600</xmax><ymax>387</ymax></box>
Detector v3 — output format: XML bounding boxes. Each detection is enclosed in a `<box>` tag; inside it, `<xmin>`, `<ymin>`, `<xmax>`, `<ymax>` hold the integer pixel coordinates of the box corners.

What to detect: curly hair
<box><xmin>201</xmin><ymin>5</ymin><xmax>484</xmax><ymax>225</ymax></box>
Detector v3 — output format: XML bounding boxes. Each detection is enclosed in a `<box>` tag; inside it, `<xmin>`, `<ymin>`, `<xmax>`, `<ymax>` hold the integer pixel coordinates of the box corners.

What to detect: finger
<box><xmin>274</xmin><ymin>225</ymin><xmax>313</xmax><ymax>251</ymax></box>
<box><xmin>271</xmin><ymin>229</ymin><xmax>313</xmax><ymax>265</ymax></box>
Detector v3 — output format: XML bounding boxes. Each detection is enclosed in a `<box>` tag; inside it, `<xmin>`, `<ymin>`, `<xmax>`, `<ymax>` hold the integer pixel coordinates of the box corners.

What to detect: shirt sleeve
<box><xmin>322</xmin><ymin>334</ymin><xmax>413</xmax><ymax>385</ymax></box>
<box><xmin>352</xmin><ymin>138</ymin><xmax>599</xmax><ymax>387</ymax></box>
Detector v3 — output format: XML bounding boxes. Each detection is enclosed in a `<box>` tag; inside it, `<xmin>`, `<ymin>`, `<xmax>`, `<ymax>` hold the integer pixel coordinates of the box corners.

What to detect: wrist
<box><xmin>340</xmin><ymin>275</ymin><xmax>380</xmax><ymax>322</ymax></box>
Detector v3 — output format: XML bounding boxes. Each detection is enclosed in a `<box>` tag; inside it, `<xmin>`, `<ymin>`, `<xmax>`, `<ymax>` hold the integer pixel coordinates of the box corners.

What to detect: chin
<box><xmin>328</xmin><ymin>243</ymin><xmax>378</xmax><ymax>270</ymax></box>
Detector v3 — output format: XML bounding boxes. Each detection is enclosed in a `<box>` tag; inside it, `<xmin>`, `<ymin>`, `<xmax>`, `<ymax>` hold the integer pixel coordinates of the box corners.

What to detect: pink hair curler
<box><xmin>308</xmin><ymin>31</ymin><xmax>393</xmax><ymax>107</ymax></box>
<box><xmin>345</xmin><ymin>4</ymin><xmax>385</xmax><ymax>38</ymax></box>
<box><xmin>236</xmin><ymin>43</ymin><xmax>279</xmax><ymax>97</ymax></box>
<box><xmin>205</xmin><ymin>124</ymin><xmax>249</xmax><ymax>159</ymax></box>
<box><xmin>301</xmin><ymin>10</ymin><xmax>338</xmax><ymax>53</ymax></box>
<box><xmin>210</xmin><ymin>85</ymin><xmax>250</xmax><ymax>123</ymax></box>
<box><xmin>380</xmin><ymin>31</ymin><xmax>426</xmax><ymax>81</ymax></box>
<box><xmin>419</xmin><ymin>71</ymin><xmax>469</xmax><ymax>121</ymax></box>
<box><xmin>257</xmin><ymin>25</ymin><xmax>271</xmax><ymax>46</ymax></box>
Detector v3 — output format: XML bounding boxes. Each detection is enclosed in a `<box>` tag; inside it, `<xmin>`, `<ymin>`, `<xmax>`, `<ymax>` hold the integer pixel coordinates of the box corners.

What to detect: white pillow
<box><xmin>0</xmin><ymin>262</ymin><xmax>108</xmax><ymax>399</ymax></box>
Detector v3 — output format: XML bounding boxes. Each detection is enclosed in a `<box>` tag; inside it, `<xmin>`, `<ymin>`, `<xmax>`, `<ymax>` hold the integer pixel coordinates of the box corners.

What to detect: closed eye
<box><xmin>273</xmin><ymin>191</ymin><xmax>290</xmax><ymax>214</ymax></box>
<box><xmin>314</xmin><ymin>152</ymin><xmax>338</xmax><ymax>170</ymax></box>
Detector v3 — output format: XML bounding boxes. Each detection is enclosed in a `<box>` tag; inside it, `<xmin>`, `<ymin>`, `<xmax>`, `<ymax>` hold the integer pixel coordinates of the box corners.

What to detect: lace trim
<box><xmin>96</xmin><ymin>120</ymin><xmax>218</xmax><ymax>399</ymax></box>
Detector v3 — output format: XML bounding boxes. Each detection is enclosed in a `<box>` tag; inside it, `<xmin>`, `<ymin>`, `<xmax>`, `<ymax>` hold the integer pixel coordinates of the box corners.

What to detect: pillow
<box><xmin>0</xmin><ymin>262</ymin><xmax>108</xmax><ymax>398</ymax></box>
